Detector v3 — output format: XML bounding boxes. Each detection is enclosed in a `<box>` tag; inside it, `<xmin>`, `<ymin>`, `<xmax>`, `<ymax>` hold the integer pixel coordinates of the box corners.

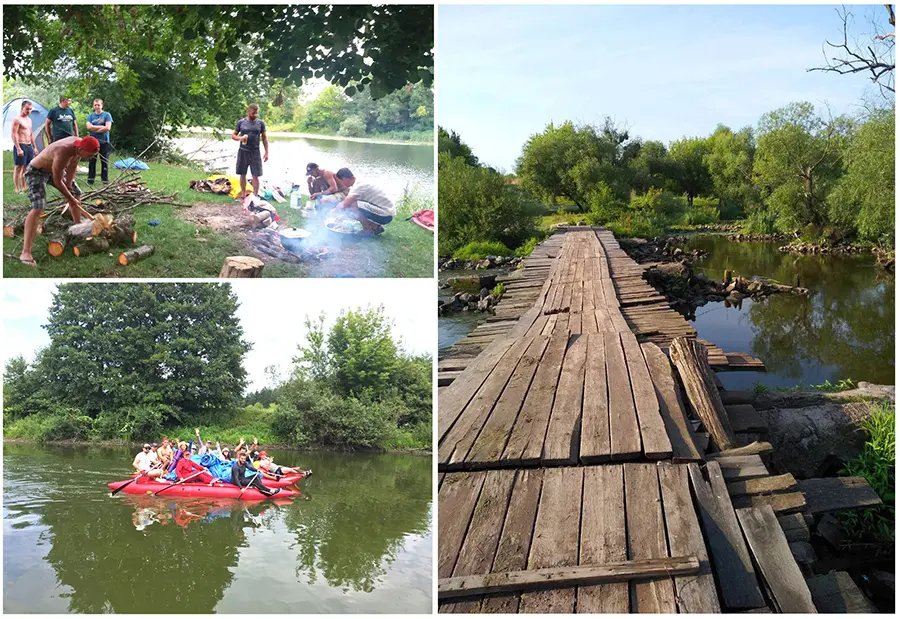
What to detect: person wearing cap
<box><xmin>306</xmin><ymin>163</ymin><xmax>349</xmax><ymax>207</ymax></box>
<box><xmin>45</xmin><ymin>95</ymin><xmax>79</xmax><ymax>143</ymax></box>
<box><xmin>85</xmin><ymin>98</ymin><xmax>113</xmax><ymax>185</ymax></box>
<box><xmin>231</xmin><ymin>103</ymin><xmax>269</xmax><ymax>199</ymax></box>
<box><xmin>132</xmin><ymin>444</ymin><xmax>165</xmax><ymax>480</ymax></box>
<box><xmin>332</xmin><ymin>168</ymin><xmax>396</xmax><ymax>236</ymax></box>
<box><xmin>18</xmin><ymin>135</ymin><xmax>99</xmax><ymax>267</ymax></box>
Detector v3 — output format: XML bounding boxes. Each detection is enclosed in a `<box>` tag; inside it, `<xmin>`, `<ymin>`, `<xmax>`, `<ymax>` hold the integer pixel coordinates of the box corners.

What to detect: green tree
<box><xmin>299</xmin><ymin>85</ymin><xmax>348</xmax><ymax>133</ymax></box>
<box><xmin>629</xmin><ymin>140</ymin><xmax>672</xmax><ymax>193</ymax></box>
<box><xmin>754</xmin><ymin>102</ymin><xmax>849</xmax><ymax>231</ymax></box>
<box><xmin>438</xmin><ymin>127</ymin><xmax>479</xmax><ymax>166</ymax></box>
<box><xmin>326</xmin><ymin>306</ymin><xmax>400</xmax><ymax>399</ymax></box>
<box><xmin>667</xmin><ymin>136</ymin><xmax>713</xmax><ymax>208</ymax></box>
<box><xmin>39</xmin><ymin>283</ymin><xmax>248</xmax><ymax>418</ymax></box>
<box><xmin>704</xmin><ymin>125</ymin><xmax>759</xmax><ymax>218</ymax></box>
<box><xmin>829</xmin><ymin>108</ymin><xmax>895</xmax><ymax>245</ymax></box>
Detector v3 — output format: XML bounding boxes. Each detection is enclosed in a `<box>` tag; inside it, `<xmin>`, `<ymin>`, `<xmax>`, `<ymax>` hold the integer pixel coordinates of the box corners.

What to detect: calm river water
<box><xmin>437</xmin><ymin>235</ymin><xmax>895</xmax><ymax>390</ymax></box>
<box><xmin>3</xmin><ymin>444</ymin><xmax>432</xmax><ymax>614</ymax></box>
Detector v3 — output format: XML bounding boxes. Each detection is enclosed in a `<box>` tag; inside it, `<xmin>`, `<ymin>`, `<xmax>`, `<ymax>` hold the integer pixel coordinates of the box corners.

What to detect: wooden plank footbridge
<box><xmin>438</xmin><ymin>227</ymin><xmax>882</xmax><ymax>614</ymax></box>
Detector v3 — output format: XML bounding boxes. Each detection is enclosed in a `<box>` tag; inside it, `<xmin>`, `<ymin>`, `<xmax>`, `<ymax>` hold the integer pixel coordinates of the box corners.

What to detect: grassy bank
<box><xmin>182</xmin><ymin>127</ymin><xmax>434</xmax><ymax>146</ymax></box>
<box><xmin>3</xmin><ymin>152</ymin><xmax>433</xmax><ymax>278</ymax></box>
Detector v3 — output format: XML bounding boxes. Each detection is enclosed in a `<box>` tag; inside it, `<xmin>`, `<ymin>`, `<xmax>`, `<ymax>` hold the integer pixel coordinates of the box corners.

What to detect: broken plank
<box><xmin>641</xmin><ymin>342</ymin><xmax>701</xmax><ymax>461</ymax></box>
<box><xmin>736</xmin><ymin>505</ymin><xmax>817</xmax><ymax>613</ymax></box>
<box><xmin>732</xmin><ymin>491</ymin><xmax>807</xmax><ymax>515</ymax></box>
<box><xmin>727</xmin><ymin>473</ymin><xmax>797</xmax><ymax>497</ymax></box>
<box><xmin>716</xmin><ymin>455</ymin><xmax>770</xmax><ymax>482</ymax></box>
<box><xmin>796</xmin><ymin>477</ymin><xmax>883</xmax><ymax>515</ymax></box>
<box><xmin>711</xmin><ymin>441</ymin><xmax>773</xmax><ymax>458</ymax></box>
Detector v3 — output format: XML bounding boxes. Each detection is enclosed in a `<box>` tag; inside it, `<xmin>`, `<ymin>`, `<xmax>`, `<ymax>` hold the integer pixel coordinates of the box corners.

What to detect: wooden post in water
<box><xmin>724</xmin><ymin>270</ymin><xmax>733</xmax><ymax>284</ymax></box>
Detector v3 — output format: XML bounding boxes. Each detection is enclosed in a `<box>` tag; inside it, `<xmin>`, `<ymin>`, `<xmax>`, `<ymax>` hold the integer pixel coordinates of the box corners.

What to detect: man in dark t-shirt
<box><xmin>231</xmin><ymin>103</ymin><xmax>269</xmax><ymax>198</ymax></box>
<box><xmin>45</xmin><ymin>95</ymin><xmax>79</xmax><ymax>143</ymax></box>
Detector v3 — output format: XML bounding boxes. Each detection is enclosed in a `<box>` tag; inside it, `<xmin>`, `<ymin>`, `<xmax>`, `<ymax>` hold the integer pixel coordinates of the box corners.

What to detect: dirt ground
<box><xmin>178</xmin><ymin>202</ymin><xmax>397</xmax><ymax>277</ymax></box>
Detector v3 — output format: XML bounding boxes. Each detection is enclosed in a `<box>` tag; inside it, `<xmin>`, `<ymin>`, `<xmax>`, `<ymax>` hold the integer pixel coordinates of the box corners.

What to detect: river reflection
<box><xmin>683</xmin><ymin>235</ymin><xmax>895</xmax><ymax>389</ymax></box>
<box><xmin>3</xmin><ymin>445</ymin><xmax>432</xmax><ymax>614</ymax></box>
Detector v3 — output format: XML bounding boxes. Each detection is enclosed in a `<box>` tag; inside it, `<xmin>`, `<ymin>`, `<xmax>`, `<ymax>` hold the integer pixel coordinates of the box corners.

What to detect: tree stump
<box><xmin>73</xmin><ymin>237</ymin><xmax>110</xmax><ymax>257</ymax></box>
<box><xmin>118</xmin><ymin>244</ymin><xmax>155</xmax><ymax>265</ymax></box>
<box><xmin>670</xmin><ymin>337</ymin><xmax>736</xmax><ymax>451</ymax></box>
<box><xmin>219</xmin><ymin>256</ymin><xmax>264</xmax><ymax>278</ymax></box>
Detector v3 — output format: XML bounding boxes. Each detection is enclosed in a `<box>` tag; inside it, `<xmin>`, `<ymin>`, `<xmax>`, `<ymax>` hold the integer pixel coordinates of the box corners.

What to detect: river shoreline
<box><xmin>179</xmin><ymin>127</ymin><xmax>433</xmax><ymax>146</ymax></box>
<box><xmin>2</xmin><ymin>437</ymin><xmax>431</xmax><ymax>456</ymax></box>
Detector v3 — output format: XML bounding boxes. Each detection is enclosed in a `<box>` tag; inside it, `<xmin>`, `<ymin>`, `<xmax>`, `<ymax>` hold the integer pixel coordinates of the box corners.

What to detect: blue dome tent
<box><xmin>3</xmin><ymin>97</ymin><xmax>49</xmax><ymax>152</ymax></box>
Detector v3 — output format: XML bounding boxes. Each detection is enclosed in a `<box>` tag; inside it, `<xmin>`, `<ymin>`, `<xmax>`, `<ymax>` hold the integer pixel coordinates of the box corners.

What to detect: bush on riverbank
<box><xmin>453</xmin><ymin>241</ymin><xmax>512</xmax><ymax>261</ymax></box>
<box><xmin>839</xmin><ymin>401</ymin><xmax>895</xmax><ymax>545</ymax></box>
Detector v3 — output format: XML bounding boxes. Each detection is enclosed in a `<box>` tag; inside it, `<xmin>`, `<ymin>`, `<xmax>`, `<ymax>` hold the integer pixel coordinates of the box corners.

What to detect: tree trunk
<box><xmin>669</xmin><ymin>337</ymin><xmax>736</xmax><ymax>451</ymax></box>
<box><xmin>47</xmin><ymin>221</ymin><xmax>94</xmax><ymax>257</ymax></box>
<box><xmin>117</xmin><ymin>244</ymin><xmax>155</xmax><ymax>265</ymax></box>
<box><xmin>73</xmin><ymin>236</ymin><xmax>110</xmax><ymax>257</ymax></box>
<box><xmin>106</xmin><ymin>214</ymin><xmax>137</xmax><ymax>247</ymax></box>
<box><xmin>219</xmin><ymin>256</ymin><xmax>265</xmax><ymax>278</ymax></box>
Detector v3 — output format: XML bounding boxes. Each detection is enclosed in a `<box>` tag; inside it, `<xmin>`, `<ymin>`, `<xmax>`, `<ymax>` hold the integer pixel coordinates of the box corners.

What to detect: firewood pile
<box><xmin>248</xmin><ymin>228</ymin><xmax>329</xmax><ymax>263</ymax></box>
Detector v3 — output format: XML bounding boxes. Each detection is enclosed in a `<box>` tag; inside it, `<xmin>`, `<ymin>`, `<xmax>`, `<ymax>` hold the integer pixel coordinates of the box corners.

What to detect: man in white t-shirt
<box><xmin>132</xmin><ymin>443</ymin><xmax>165</xmax><ymax>479</ymax></box>
<box><xmin>333</xmin><ymin>167</ymin><xmax>396</xmax><ymax>236</ymax></box>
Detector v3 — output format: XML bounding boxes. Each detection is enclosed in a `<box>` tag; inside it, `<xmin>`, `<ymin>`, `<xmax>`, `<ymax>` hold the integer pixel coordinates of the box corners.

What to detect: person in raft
<box><xmin>157</xmin><ymin>437</ymin><xmax>174</xmax><ymax>469</ymax></box>
<box><xmin>232</xmin><ymin>449</ymin><xmax>281</xmax><ymax>496</ymax></box>
<box><xmin>232</xmin><ymin>103</ymin><xmax>269</xmax><ymax>199</ymax></box>
<box><xmin>173</xmin><ymin>441</ymin><xmax>219</xmax><ymax>486</ymax></box>
<box><xmin>256</xmin><ymin>451</ymin><xmax>308</xmax><ymax>477</ymax></box>
<box><xmin>332</xmin><ymin>168</ymin><xmax>396</xmax><ymax>237</ymax></box>
<box><xmin>18</xmin><ymin>135</ymin><xmax>100</xmax><ymax>267</ymax></box>
<box><xmin>133</xmin><ymin>443</ymin><xmax>166</xmax><ymax>480</ymax></box>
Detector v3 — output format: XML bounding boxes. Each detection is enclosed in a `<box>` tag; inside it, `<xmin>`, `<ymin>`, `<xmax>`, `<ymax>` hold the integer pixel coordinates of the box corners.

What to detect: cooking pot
<box><xmin>279</xmin><ymin>227</ymin><xmax>311</xmax><ymax>254</ymax></box>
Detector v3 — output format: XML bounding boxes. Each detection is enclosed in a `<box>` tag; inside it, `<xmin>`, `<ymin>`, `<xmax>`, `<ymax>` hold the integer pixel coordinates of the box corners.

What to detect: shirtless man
<box><xmin>18</xmin><ymin>136</ymin><xmax>100</xmax><ymax>267</ymax></box>
<box><xmin>306</xmin><ymin>163</ymin><xmax>349</xmax><ymax>207</ymax></box>
<box><xmin>157</xmin><ymin>438</ymin><xmax>174</xmax><ymax>469</ymax></box>
<box><xmin>11</xmin><ymin>100</ymin><xmax>38</xmax><ymax>193</ymax></box>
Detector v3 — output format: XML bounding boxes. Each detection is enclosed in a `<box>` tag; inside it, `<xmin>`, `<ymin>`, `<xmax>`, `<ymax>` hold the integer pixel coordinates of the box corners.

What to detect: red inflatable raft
<box><xmin>411</xmin><ymin>209</ymin><xmax>434</xmax><ymax>232</ymax></box>
<box><xmin>107</xmin><ymin>479</ymin><xmax>300</xmax><ymax>500</ymax></box>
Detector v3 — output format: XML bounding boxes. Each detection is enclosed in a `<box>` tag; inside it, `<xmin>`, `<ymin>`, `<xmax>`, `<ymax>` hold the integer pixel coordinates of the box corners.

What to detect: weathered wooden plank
<box><xmin>465</xmin><ymin>337</ymin><xmax>550</xmax><ymax>468</ymax></box>
<box><xmin>726</xmin><ymin>404</ymin><xmax>768</xmax><ymax>433</ymax></box>
<box><xmin>482</xmin><ymin>469</ymin><xmax>544</xmax><ymax>613</ymax></box>
<box><xmin>727</xmin><ymin>473</ymin><xmax>797</xmax><ymax>497</ymax></box>
<box><xmin>641</xmin><ymin>342</ymin><xmax>702</xmax><ymax>461</ymax></box>
<box><xmin>442</xmin><ymin>469</ymin><xmax>517</xmax><ymax>612</ymax></box>
<box><xmin>657</xmin><ymin>462</ymin><xmax>721</xmax><ymax>613</ymax></box>
<box><xmin>716</xmin><ymin>455</ymin><xmax>770</xmax><ymax>481</ymax></box>
<box><xmin>711</xmin><ymin>441</ymin><xmax>773</xmax><ymax>458</ymax></box>
<box><xmin>521</xmin><ymin>467</ymin><xmax>583</xmax><ymax>613</ymax></box>
<box><xmin>797</xmin><ymin>477</ymin><xmax>883</xmax><ymax>515</ymax></box>
<box><xmin>500</xmin><ymin>335</ymin><xmax>568</xmax><ymax>466</ymax></box>
<box><xmin>688</xmin><ymin>462</ymin><xmax>765</xmax><ymax>610</ymax></box>
<box><xmin>624</xmin><ymin>463</ymin><xmax>676</xmax><ymax>613</ymax></box>
<box><xmin>439</xmin><ymin>556</ymin><xmax>699</xmax><ymax>600</ymax></box>
<box><xmin>580</xmin><ymin>333</ymin><xmax>611</xmax><ymax>464</ymax></box>
<box><xmin>578</xmin><ymin>465</ymin><xmax>628</xmax><ymax>612</ymax></box>
<box><xmin>543</xmin><ymin>334</ymin><xmax>586</xmax><ymax>465</ymax></box>
<box><xmin>605</xmin><ymin>332</ymin><xmax>642</xmax><ymax>460</ymax></box>
<box><xmin>438</xmin><ymin>472</ymin><xmax>487</xmax><ymax>579</ymax></box>
<box><xmin>620</xmin><ymin>333</ymin><xmax>672</xmax><ymax>459</ymax></box>
<box><xmin>670</xmin><ymin>337</ymin><xmax>737</xmax><ymax>451</ymax></box>
<box><xmin>778</xmin><ymin>512</ymin><xmax>811</xmax><ymax>542</ymax></box>
<box><xmin>736</xmin><ymin>505</ymin><xmax>818</xmax><ymax>613</ymax></box>
<box><xmin>806</xmin><ymin>571</ymin><xmax>877</xmax><ymax>613</ymax></box>
<box><xmin>732</xmin><ymin>491</ymin><xmax>807</xmax><ymax>514</ymax></box>
<box><xmin>440</xmin><ymin>336</ymin><xmax>536</xmax><ymax>468</ymax></box>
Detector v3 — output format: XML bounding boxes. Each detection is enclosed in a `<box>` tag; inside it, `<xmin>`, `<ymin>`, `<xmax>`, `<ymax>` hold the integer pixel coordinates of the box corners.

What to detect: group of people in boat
<box><xmin>131</xmin><ymin>429</ymin><xmax>307</xmax><ymax>497</ymax></box>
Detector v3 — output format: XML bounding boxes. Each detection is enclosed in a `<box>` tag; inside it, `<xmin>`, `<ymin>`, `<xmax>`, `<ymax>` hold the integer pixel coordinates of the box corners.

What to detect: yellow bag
<box><xmin>207</xmin><ymin>174</ymin><xmax>244</xmax><ymax>199</ymax></box>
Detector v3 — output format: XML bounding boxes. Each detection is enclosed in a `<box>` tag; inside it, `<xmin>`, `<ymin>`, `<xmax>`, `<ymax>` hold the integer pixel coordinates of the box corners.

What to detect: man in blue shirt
<box><xmin>85</xmin><ymin>98</ymin><xmax>113</xmax><ymax>184</ymax></box>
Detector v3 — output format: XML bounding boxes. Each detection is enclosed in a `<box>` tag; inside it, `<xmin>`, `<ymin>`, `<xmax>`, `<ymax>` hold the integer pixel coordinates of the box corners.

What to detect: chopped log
<box><xmin>2</xmin><ymin>224</ymin><xmax>15</xmax><ymax>238</ymax></box>
<box><xmin>219</xmin><ymin>256</ymin><xmax>264</xmax><ymax>278</ymax></box>
<box><xmin>73</xmin><ymin>236</ymin><xmax>110</xmax><ymax>257</ymax></box>
<box><xmin>106</xmin><ymin>214</ymin><xmax>137</xmax><ymax>246</ymax></box>
<box><xmin>670</xmin><ymin>337</ymin><xmax>736</xmax><ymax>451</ymax></box>
<box><xmin>437</xmin><ymin>556</ymin><xmax>700</xmax><ymax>600</ymax></box>
<box><xmin>47</xmin><ymin>220</ymin><xmax>95</xmax><ymax>257</ymax></box>
<box><xmin>47</xmin><ymin>234</ymin><xmax>67</xmax><ymax>257</ymax></box>
<box><xmin>117</xmin><ymin>244</ymin><xmax>155</xmax><ymax>266</ymax></box>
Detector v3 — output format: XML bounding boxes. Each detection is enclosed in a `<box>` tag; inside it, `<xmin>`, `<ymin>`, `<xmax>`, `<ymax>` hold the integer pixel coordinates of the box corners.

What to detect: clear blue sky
<box><xmin>438</xmin><ymin>4</ymin><xmax>886</xmax><ymax>171</ymax></box>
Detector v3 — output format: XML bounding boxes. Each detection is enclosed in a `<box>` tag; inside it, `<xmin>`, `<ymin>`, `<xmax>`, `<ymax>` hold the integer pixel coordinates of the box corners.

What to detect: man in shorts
<box><xmin>332</xmin><ymin>168</ymin><xmax>396</xmax><ymax>236</ymax></box>
<box><xmin>18</xmin><ymin>136</ymin><xmax>100</xmax><ymax>267</ymax></box>
<box><xmin>232</xmin><ymin>103</ymin><xmax>269</xmax><ymax>199</ymax></box>
<box><xmin>11</xmin><ymin>100</ymin><xmax>38</xmax><ymax>193</ymax></box>
<box><xmin>45</xmin><ymin>95</ymin><xmax>79</xmax><ymax>142</ymax></box>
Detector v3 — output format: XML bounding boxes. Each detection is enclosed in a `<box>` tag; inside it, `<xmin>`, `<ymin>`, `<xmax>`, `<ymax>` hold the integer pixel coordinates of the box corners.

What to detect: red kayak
<box><xmin>107</xmin><ymin>479</ymin><xmax>299</xmax><ymax>500</ymax></box>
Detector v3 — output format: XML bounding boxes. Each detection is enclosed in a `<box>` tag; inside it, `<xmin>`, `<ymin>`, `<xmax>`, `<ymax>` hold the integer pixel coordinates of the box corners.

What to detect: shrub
<box><xmin>629</xmin><ymin>188</ymin><xmax>682</xmax><ymax>218</ymax></box>
<box><xmin>839</xmin><ymin>402</ymin><xmax>895</xmax><ymax>544</ymax></box>
<box><xmin>681</xmin><ymin>198</ymin><xmax>721</xmax><ymax>225</ymax></box>
<box><xmin>452</xmin><ymin>241</ymin><xmax>512</xmax><ymax>260</ymax></box>
<box><xmin>120</xmin><ymin>404</ymin><xmax>170</xmax><ymax>442</ymax></box>
<box><xmin>515</xmin><ymin>236</ymin><xmax>545</xmax><ymax>257</ymax></box>
<box><xmin>742</xmin><ymin>209</ymin><xmax>778</xmax><ymax>234</ymax></box>
<box><xmin>338</xmin><ymin>116</ymin><xmax>367</xmax><ymax>138</ymax></box>
<box><xmin>605</xmin><ymin>212</ymin><xmax>668</xmax><ymax>239</ymax></box>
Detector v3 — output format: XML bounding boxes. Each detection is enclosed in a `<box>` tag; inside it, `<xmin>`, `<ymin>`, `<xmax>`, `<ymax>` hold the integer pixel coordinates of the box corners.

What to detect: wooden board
<box><xmin>716</xmin><ymin>455</ymin><xmax>770</xmax><ymax>481</ymax></box>
<box><xmin>732</xmin><ymin>491</ymin><xmax>807</xmax><ymax>514</ymax></box>
<box><xmin>482</xmin><ymin>469</ymin><xmax>544</xmax><ymax>613</ymax></box>
<box><xmin>620</xmin><ymin>334</ymin><xmax>672</xmax><ymax>459</ymax></box>
<box><xmin>657</xmin><ymin>462</ymin><xmax>721</xmax><ymax>613</ymax></box>
<box><xmin>543</xmin><ymin>333</ymin><xmax>586</xmax><ymax>465</ymax></box>
<box><xmin>727</xmin><ymin>473</ymin><xmax>797</xmax><ymax>497</ymax></box>
<box><xmin>736</xmin><ymin>505</ymin><xmax>817</xmax><ymax>613</ymax></box>
<box><xmin>438</xmin><ymin>472</ymin><xmax>486</xmax><ymax>579</ymax></box>
<box><xmin>624</xmin><ymin>463</ymin><xmax>676</xmax><ymax>613</ymax></box>
<box><xmin>580</xmin><ymin>333</ymin><xmax>610</xmax><ymax>464</ymax></box>
<box><xmin>726</xmin><ymin>404</ymin><xmax>768</xmax><ymax>433</ymax></box>
<box><xmin>604</xmin><ymin>332</ymin><xmax>642</xmax><ymax>460</ymax></box>
<box><xmin>796</xmin><ymin>477</ymin><xmax>883</xmax><ymax>514</ymax></box>
<box><xmin>578</xmin><ymin>465</ymin><xmax>628</xmax><ymax>613</ymax></box>
<box><xmin>640</xmin><ymin>342</ymin><xmax>702</xmax><ymax>461</ymax></box>
<box><xmin>778</xmin><ymin>512</ymin><xmax>811</xmax><ymax>543</ymax></box>
<box><xmin>688</xmin><ymin>462</ymin><xmax>765</xmax><ymax>610</ymax></box>
<box><xmin>521</xmin><ymin>467</ymin><xmax>582</xmax><ymax>613</ymax></box>
<box><xmin>806</xmin><ymin>572</ymin><xmax>877</xmax><ymax>613</ymax></box>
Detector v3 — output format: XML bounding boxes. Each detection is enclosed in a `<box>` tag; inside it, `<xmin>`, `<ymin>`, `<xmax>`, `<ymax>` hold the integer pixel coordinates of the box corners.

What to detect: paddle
<box><xmin>153</xmin><ymin>466</ymin><xmax>211</xmax><ymax>496</ymax></box>
<box><xmin>238</xmin><ymin>464</ymin><xmax>264</xmax><ymax>499</ymax></box>
<box><xmin>110</xmin><ymin>461</ymin><xmax>163</xmax><ymax>496</ymax></box>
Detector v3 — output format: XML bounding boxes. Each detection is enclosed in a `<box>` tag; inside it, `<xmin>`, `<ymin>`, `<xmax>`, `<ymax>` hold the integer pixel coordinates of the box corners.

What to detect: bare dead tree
<box><xmin>809</xmin><ymin>5</ymin><xmax>895</xmax><ymax>100</ymax></box>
